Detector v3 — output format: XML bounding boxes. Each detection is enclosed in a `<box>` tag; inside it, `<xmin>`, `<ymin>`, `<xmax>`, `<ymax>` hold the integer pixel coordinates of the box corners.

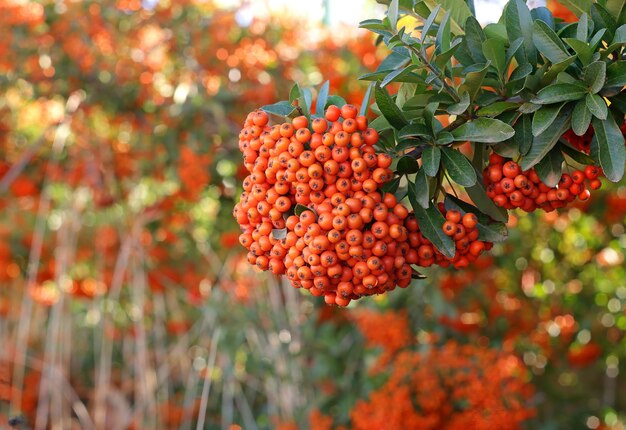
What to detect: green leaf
<box><xmin>506</xmin><ymin>0</ymin><xmax>536</xmax><ymax>64</ymax></box>
<box><xmin>444</xmin><ymin>195</ymin><xmax>508</xmax><ymax>242</ymax></box>
<box><xmin>447</xmin><ymin>92</ymin><xmax>470</xmax><ymax>115</ymax></box>
<box><xmin>451</xmin><ymin>118</ymin><xmax>515</xmax><ymax>143</ymax></box>
<box><xmin>560</xmin><ymin>141</ymin><xmax>595</xmax><ymax>164</ymax></box>
<box><xmin>520</xmin><ymin>108</ymin><xmax>572</xmax><ymax>170</ymax></box>
<box><xmin>484</xmin><ymin>23</ymin><xmax>508</xmax><ymax>43</ymax></box>
<box><xmin>359</xmin><ymin>82</ymin><xmax>375</xmax><ymax>117</ymax></box>
<box><xmin>436</xmin><ymin>132</ymin><xmax>454</xmax><ymax>145</ymax></box>
<box><xmin>375</xmin><ymin>85</ymin><xmax>408</xmax><ymax>130</ymax></box>
<box><xmin>571</xmin><ymin>100</ymin><xmax>592</xmax><ymax>136</ymax></box>
<box><xmin>477</xmin><ymin>102</ymin><xmax>519</xmax><ymax>117</ymax></box>
<box><xmin>585</xmin><ymin>93</ymin><xmax>608</xmax><ymax>120</ymax></box>
<box><xmin>397</xmin><ymin>155</ymin><xmax>420</xmax><ymax>174</ymax></box>
<box><xmin>359</xmin><ymin>19</ymin><xmax>387</xmax><ymax>31</ymax></box>
<box><xmin>558</xmin><ymin>0</ymin><xmax>593</xmax><ymax>17</ymax></box>
<box><xmin>422</xmin><ymin>146</ymin><xmax>441</xmax><ymax>177</ymax></box>
<box><xmin>441</xmin><ymin>147</ymin><xmax>477</xmax><ymax>186</ymax></box>
<box><xmin>584</xmin><ymin>61</ymin><xmax>606</xmax><ymax>94</ymax></box>
<box><xmin>272</xmin><ymin>228</ymin><xmax>287</xmax><ymax>240</ymax></box>
<box><xmin>325</xmin><ymin>95</ymin><xmax>347</xmax><ymax>109</ymax></box>
<box><xmin>518</xmin><ymin>102</ymin><xmax>541</xmax><ymax>114</ymax></box>
<box><xmin>381</xmin><ymin>176</ymin><xmax>401</xmax><ymax>194</ymax></box>
<box><xmin>388</xmin><ymin>0</ymin><xmax>399</xmax><ymax>30</ymax></box>
<box><xmin>407</xmin><ymin>195</ymin><xmax>456</xmax><ymax>258</ymax></box>
<box><xmin>261</xmin><ymin>101</ymin><xmax>296</xmax><ymax>117</ymax></box>
<box><xmin>541</xmin><ymin>55</ymin><xmax>578</xmax><ymax>85</ymax></box>
<box><xmin>533</xmin><ymin>83</ymin><xmax>587</xmax><ymax>104</ymax></box>
<box><xmin>482</xmin><ymin>38</ymin><xmax>506</xmax><ymax>76</ymax></box>
<box><xmin>315</xmin><ymin>81</ymin><xmax>330</xmax><ymax>116</ymax></box>
<box><xmin>459</xmin><ymin>62</ymin><xmax>490</xmax><ymax>102</ymax></box>
<box><xmin>294</xmin><ymin>204</ymin><xmax>315</xmax><ymax>217</ymax></box>
<box><xmin>513</xmin><ymin>113</ymin><xmax>533</xmax><ymax>156</ymax></box>
<box><xmin>606</xmin><ymin>61</ymin><xmax>626</xmax><ymax>87</ymax></box>
<box><xmin>381</xmin><ymin>65</ymin><xmax>418</xmax><ymax>87</ymax></box>
<box><xmin>591</xmin><ymin>3</ymin><xmax>617</xmax><ymax>40</ymax></box>
<box><xmin>398</xmin><ymin>123</ymin><xmax>432</xmax><ymax>139</ymax></box>
<box><xmin>606</xmin><ymin>0</ymin><xmax>626</xmax><ymax>22</ymax></box>
<box><xmin>577</xmin><ymin>13</ymin><xmax>589</xmax><ymax>41</ymax></box>
<box><xmin>465</xmin><ymin>168</ymin><xmax>509</xmax><ymax>222</ymax></box>
<box><xmin>533</xmin><ymin>20</ymin><xmax>570</xmax><ymax>64</ymax></box>
<box><xmin>464</xmin><ymin>16</ymin><xmax>487</xmax><ymax>63</ymax></box>
<box><xmin>414</xmin><ymin>169</ymin><xmax>430</xmax><ymax>208</ymax></box>
<box><xmin>436</xmin><ymin>11</ymin><xmax>452</xmax><ymax>54</ymax></box>
<box><xmin>421</xmin><ymin>5</ymin><xmax>441</xmax><ymax>44</ymax></box>
<box><xmin>422</xmin><ymin>0</ymin><xmax>472</xmax><ymax>35</ymax></box>
<box><xmin>532</xmin><ymin>103</ymin><xmax>566</xmax><ymax>137</ymax></box>
<box><xmin>563</xmin><ymin>39</ymin><xmax>592</xmax><ymax>66</ymax></box>
<box><xmin>591</xmin><ymin>115</ymin><xmax>626</xmax><ymax>182</ymax></box>
<box><xmin>534</xmin><ymin>147</ymin><xmax>564</xmax><ymax>187</ymax></box>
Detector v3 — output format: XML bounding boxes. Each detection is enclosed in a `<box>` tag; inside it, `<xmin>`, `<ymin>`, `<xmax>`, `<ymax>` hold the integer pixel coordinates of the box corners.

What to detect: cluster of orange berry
<box><xmin>234</xmin><ymin>105</ymin><xmax>491</xmax><ymax>305</ymax></box>
<box><xmin>484</xmin><ymin>153</ymin><xmax>601</xmax><ymax>212</ymax></box>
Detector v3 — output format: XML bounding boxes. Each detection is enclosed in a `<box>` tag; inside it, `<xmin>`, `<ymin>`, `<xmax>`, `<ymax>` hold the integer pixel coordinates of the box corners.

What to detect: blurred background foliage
<box><xmin>0</xmin><ymin>0</ymin><xmax>625</xmax><ymax>429</ymax></box>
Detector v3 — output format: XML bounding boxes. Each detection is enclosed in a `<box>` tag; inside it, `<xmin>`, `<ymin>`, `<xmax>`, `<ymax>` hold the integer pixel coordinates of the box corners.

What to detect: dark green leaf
<box><xmin>414</xmin><ymin>169</ymin><xmax>430</xmax><ymax>208</ymax></box>
<box><xmin>591</xmin><ymin>3</ymin><xmax>617</xmax><ymax>40</ymax></box>
<box><xmin>407</xmin><ymin>195</ymin><xmax>456</xmax><ymax>258</ymax></box>
<box><xmin>441</xmin><ymin>147</ymin><xmax>477</xmax><ymax>186</ymax></box>
<box><xmin>591</xmin><ymin>115</ymin><xmax>626</xmax><ymax>182</ymax></box>
<box><xmin>571</xmin><ymin>100</ymin><xmax>592</xmax><ymax>136</ymax></box>
<box><xmin>605</xmin><ymin>0</ymin><xmax>626</xmax><ymax>22</ymax></box>
<box><xmin>484</xmin><ymin>23</ymin><xmax>508</xmax><ymax>43</ymax></box>
<box><xmin>397</xmin><ymin>155</ymin><xmax>420</xmax><ymax>174</ymax></box>
<box><xmin>533</xmin><ymin>20</ymin><xmax>571</xmax><ymax>64</ymax></box>
<box><xmin>444</xmin><ymin>195</ymin><xmax>508</xmax><ymax>242</ymax></box>
<box><xmin>398</xmin><ymin>123</ymin><xmax>432</xmax><ymax>139</ymax></box>
<box><xmin>381</xmin><ymin>176</ymin><xmax>401</xmax><ymax>194</ymax></box>
<box><xmin>422</xmin><ymin>146</ymin><xmax>441</xmax><ymax>177</ymax></box>
<box><xmin>477</xmin><ymin>102</ymin><xmax>519</xmax><ymax>117</ymax></box>
<box><xmin>436</xmin><ymin>132</ymin><xmax>454</xmax><ymax>146</ymax></box>
<box><xmin>541</xmin><ymin>55</ymin><xmax>578</xmax><ymax>85</ymax></box>
<box><xmin>585</xmin><ymin>93</ymin><xmax>608</xmax><ymax>120</ymax></box>
<box><xmin>513</xmin><ymin>114</ymin><xmax>533</xmax><ymax>156</ymax></box>
<box><xmin>532</xmin><ymin>103</ymin><xmax>566</xmax><ymax>136</ymax></box>
<box><xmin>584</xmin><ymin>61</ymin><xmax>606</xmax><ymax>94</ymax></box>
<box><xmin>534</xmin><ymin>147</ymin><xmax>564</xmax><ymax>187</ymax></box>
<box><xmin>359</xmin><ymin>19</ymin><xmax>387</xmax><ymax>31</ymax></box>
<box><xmin>315</xmin><ymin>81</ymin><xmax>330</xmax><ymax>116</ymax></box>
<box><xmin>447</xmin><ymin>92</ymin><xmax>470</xmax><ymax>115</ymax></box>
<box><xmin>482</xmin><ymin>38</ymin><xmax>506</xmax><ymax>76</ymax></box>
<box><xmin>560</xmin><ymin>141</ymin><xmax>595</xmax><ymax>164</ymax></box>
<box><xmin>533</xmin><ymin>83</ymin><xmax>587</xmax><ymax>104</ymax></box>
<box><xmin>606</xmin><ymin>61</ymin><xmax>626</xmax><ymax>87</ymax></box>
<box><xmin>451</xmin><ymin>118</ymin><xmax>515</xmax><ymax>143</ymax></box>
<box><xmin>506</xmin><ymin>0</ymin><xmax>536</xmax><ymax>64</ymax></box>
<box><xmin>459</xmin><ymin>62</ymin><xmax>489</xmax><ymax>101</ymax></box>
<box><xmin>464</xmin><ymin>16</ymin><xmax>487</xmax><ymax>63</ymax></box>
<box><xmin>505</xmin><ymin>38</ymin><xmax>524</xmax><ymax>69</ymax></box>
<box><xmin>520</xmin><ymin>108</ymin><xmax>572</xmax><ymax>170</ymax></box>
<box><xmin>381</xmin><ymin>65</ymin><xmax>418</xmax><ymax>87</ymax></box>
<box><xmin>563</xmin><ymin>38</ymin><xmax>593</xmax><ymax>66</ymax></box>
<box><xmin>375</xmin><ymin>85</ymin><xmax>408</xmax><ymax>129</ymax></box>
<box><xmin>294</xmin><ymin>204</ymin><xmax>316</xmax><ymax>217</ymax></box>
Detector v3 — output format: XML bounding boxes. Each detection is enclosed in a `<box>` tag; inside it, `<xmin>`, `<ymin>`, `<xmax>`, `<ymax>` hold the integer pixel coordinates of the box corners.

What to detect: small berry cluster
<box><xmin>562</xmin><ymin>128</ymin><xmax>594</xmax><ymax>153</ymax></box>
<box><xmin>234</xmin><ymin>105</ymin><xmax>490</xmax><ymax>305</ymax></box>
<box><xmin>438</xmin><ymin>206</ymin><xmax>492</xmax><ymax>268</ymax></box>
<box><xmin>484</xmin><ymin>153</ymin><xmax>602</xmax><ymax>212</ymax></box>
